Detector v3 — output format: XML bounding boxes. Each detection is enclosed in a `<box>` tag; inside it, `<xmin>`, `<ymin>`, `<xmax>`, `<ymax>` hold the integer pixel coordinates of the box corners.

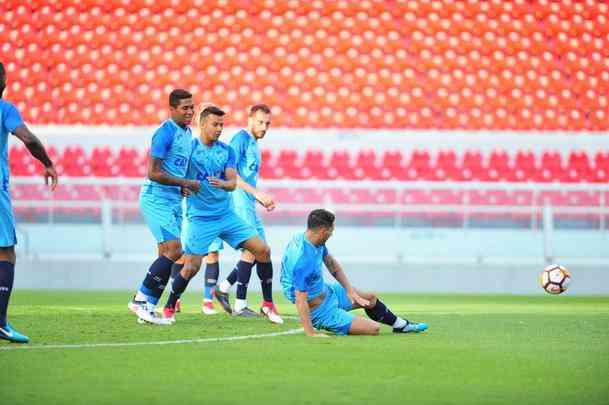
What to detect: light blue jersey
<box><xmin>281</xmin><ymin>231</ymin><xmax>355</xmax><ymax>335</ymax></box>
<box><xmin>280</xmin><ymin>232</ymin><xmax>328</xmax><ymax>303</ymax></box>
<box><xmin>139</xmin><ymin>119</ymin><xmax>192</xmax><ymax>243</ymax></box>
<box><xmin>0</xmin><ymin>100</ymin><xmax>23</xmax><ymax>190</ymax></box>
<box><xmin>230</xmin><ymin>129</ymin><xmax>260</xmax><ymax>209</ymax></box>
<box><xmin>206</xmin><ymin>129</ymin><xmax>263</xmax><ymax>253</ymax></box>
<box><xmin>185</xmin><ymin>138</ymin><xmax>236</xmax><ymax>219</ymax></box>
<box><xmin>140</xmin><ymin>119</ymin><xmax>192</xmax><ymax>199</ymax></box>
<box><xmin>0</xmin><ymin>100</ymin><xmax>23</xmax><ymax>247</ymax></box>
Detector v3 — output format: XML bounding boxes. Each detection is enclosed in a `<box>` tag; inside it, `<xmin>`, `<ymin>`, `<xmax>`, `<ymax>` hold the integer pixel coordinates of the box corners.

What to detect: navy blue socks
<box><xmin>166</xmin><ymin>272</ymin><xmax>190</xmax><ymax>309</ymax></box>
<box><xmin>140</xmin><ymin>256</ymin><xmax>174</xmax><ymax>305</ymax></box>
<box><xmin>226</xmin><ymin>267</ymin><xmax>238</xmax><ymax>286</ymax></box>
<box><xmin>236</xmin><ymin>261</ymin><xmax>254</xmax><ymax>300</ymax></box>
<box><xmin>364</xmin><ymin>299</ymin><xmax>397</xmax><ymax>326</ymax></box>
<box><xmin>256</xmin><ymin>261</ymin><xmax>273</xmax><ymax>303</ymax></box>
<box><xmin>204</xmin><ymin>262</ymin><xmax>219</xmax><ymax>300</ymax></box>
<box><xmin>170</xmin><ymin>262</ymin><xmax>184</xmax><ymax>281</ymax></box>
<box><xmin>0</xmin><ymin>261</ymin><xmax>15</xmax><ymax>328</ymax></box>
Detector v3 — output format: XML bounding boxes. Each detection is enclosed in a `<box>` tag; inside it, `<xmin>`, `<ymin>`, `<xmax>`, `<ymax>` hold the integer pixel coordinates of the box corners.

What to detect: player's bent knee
<box><xmin>160</xmin><ymin>240</ymin><xmax>182</xmax><ymax>261</ymax></box>
<box><xmin>166</xmin><ymin>251</ymin><xmax>182</xmax><ymax>261</ymax></box>
<box><xmin>207</xmin><ymin>252</ymin><xmax>219</xmax><ymax>263</ymax></box>
<box><xmin>241</xmin><ymin>250</ymin><xmax>256</xmax><ymax>263</ymax></box>
<box><xmin>253</xmin><ymin>243</ymin><xmax>271</xmax><ymax>261</ymax></box>
<box><xmin>262</xmin><ymin>244</ymin><xmax>271</xmax><ymax>258</ymax></box>
<box><xmin>0</xmin><ymin>246</ymin><xmax>16</xmax><ymax>264</ymax></box>
<box><xmin>181</xmin><ymin>266</ymin><xmax>198</xmax><ymax>280</ymax></box>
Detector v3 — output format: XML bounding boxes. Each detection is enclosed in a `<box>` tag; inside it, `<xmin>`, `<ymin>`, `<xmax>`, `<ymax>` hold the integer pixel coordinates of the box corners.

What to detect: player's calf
<box><xmin>241</xmin><ymin>237</ymin><xmax>270</xmax><ymax>262</ymax></box>
<box><xmin>241</xmin><ymin>237</ymin><xmax>278</xmax><ymax>314</ymax></box>
<box><xmin>202</xmin><ymin>261</ymin><xmax>219</xmax><ymax>311</ymax></box>
<box><xmin>363</xmin><ymin>295</ymin><xmax>429</xmax><ymax>334</ymax></box>
<box><xmin>348</xmin><ymin>317</ymin><xmax>381</xmax><ymax>336</ymax></box>
<box><xmin>163</xmin><ymin>255</ymin><xmax>202</xmax><ymax>321</ymax></box>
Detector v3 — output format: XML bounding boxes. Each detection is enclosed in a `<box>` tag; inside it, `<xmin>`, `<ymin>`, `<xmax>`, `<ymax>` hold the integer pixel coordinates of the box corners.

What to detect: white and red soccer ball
<box><xmin>539</xmin><ymin>264</ymin><xmax>571</xmax><ymax>295</ymax></box>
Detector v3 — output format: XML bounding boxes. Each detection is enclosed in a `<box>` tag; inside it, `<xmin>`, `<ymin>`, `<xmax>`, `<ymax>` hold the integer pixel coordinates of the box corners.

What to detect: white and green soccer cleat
<box><xmin>136</xmin><ymin>307</ymin><xmax>172</xmax><ymax>325</ymax></box>
<box><xmin>393</xmin><ymin>321</ymin><xmax>428</xmax><ymax>334</ymax></box>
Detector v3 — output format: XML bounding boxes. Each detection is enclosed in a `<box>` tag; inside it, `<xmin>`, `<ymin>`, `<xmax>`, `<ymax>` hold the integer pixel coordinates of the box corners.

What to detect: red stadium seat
<box><xmin>461</xmin><ymin>150</ymin><xmax>486</xmax><ymax>181</ymax></box>
<box><xmin>2</xmin><ymin>0</ymin><xmax>606</xmax><ymax>129</ymax></box>
<box><xmin>10</xmin><ymin>145</ymin><xmax>609</xmax><ymax>192</ymax></box>
<box><xmin>380</xmin><ymin>150</ymin><xmax>406</xmax><ymax>180</ymax></box>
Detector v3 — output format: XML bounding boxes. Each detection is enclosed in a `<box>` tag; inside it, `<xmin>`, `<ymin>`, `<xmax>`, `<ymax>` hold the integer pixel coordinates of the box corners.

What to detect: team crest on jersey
<box><xmin>212</xmin><ymin>147</ymin><xmax>228</xmax><ymax>165</ymax></box>
<box><xmin>305</xmin><ymin>272</ymin><xmax>321</xmax><ymax>286</ymax></box>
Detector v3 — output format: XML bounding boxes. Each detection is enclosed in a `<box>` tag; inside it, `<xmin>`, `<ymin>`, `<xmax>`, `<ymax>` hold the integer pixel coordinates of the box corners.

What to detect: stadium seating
<box><xmin>8</xmin><ymin>146</ymin><xmax>608</xmax><ymax>212</ymax></box>
<box><xmin>10</xmin><ymin>145</ymin><xmax>609</xmax><ymax>184</ymax></box>
<box><xmin>1</xmin><ymin>0</ymin><xmax>608</xmax><ymax>129</ymax></box>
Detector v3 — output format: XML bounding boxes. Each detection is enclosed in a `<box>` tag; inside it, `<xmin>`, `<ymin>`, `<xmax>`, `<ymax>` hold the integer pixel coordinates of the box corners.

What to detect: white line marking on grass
<box><xmin>0</xmin><ymin>328</ymin><xmax>304</xmax><ymax>351</ymax></box>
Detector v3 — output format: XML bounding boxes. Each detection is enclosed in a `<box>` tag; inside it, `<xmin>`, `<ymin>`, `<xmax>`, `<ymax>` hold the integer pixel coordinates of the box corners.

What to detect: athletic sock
<box><xmin>139</xmin><ymin>256</ymin><xmax>174</xmax><ymax>305</ymax></box>
<box><xmin>165</xmin><ymin>272</ymin><xmax>190</xmax><ymax>309</ymax></box>
<box><xmin>392</xmin><ymin>317</ymin><xmax>408</xmax><ymax>329</ymax></box>
<box><xmin>134</xmin><ymin>291</ymin><xmax>147</xmax><ymax>302</ymax></box>
<box><xmin>236</xmin><ymin>260</ymin><xmax>254</xmax><ymax>300</ymax></box>
<box><xmin>256</xmin><ymin>261</ymin><xmax>273</xmax><ymax>303</ymax></box>
<box><xmin>218</xmin><ymin>279</ymin><xmax>232</xmax><ymax>294</ymax></box>
<box><xmin>203</xmin><ymin>262</ymin><xmax>219</xmax><ymax>301</ymax></box>
<box><xmin>170</xmin><ymin>262</ymin><xmax>184</xmax><ymax>282</ymax></box>
<box><xmin>234</xmin><ymin>298</ymin><xmax>247</xmax><ymax>312</ymax></box>
<box><xmin>226</xmin><ymin>268</ymin><xmax>238</xmax><ymax>286</ymax></box>
<box><xmin>0</xmin><ymin>261</ymin><xmax>15</xmax><ymax>328</ymax></box>
<box><xmin>364</xmin><ymin>299</ymin><xmax>398</xmax><ymax>326</ymax></box>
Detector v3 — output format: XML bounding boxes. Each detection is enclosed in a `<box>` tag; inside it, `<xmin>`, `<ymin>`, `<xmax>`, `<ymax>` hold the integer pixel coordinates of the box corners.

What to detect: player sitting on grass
<box><xmin>281</xmin><ymin>209</ymin><xmax>428</xmax><ymax>337</ymax></box>
<box><xmin>162</xmin><ymin>105</ymin><xmax>275</xmax><ymax>323</ymax></box>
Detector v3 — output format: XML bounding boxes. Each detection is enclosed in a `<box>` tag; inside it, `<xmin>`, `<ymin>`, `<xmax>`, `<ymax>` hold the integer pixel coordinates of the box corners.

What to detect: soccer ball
<box><xmin>539</xmin><ymin>264</ymin><xmax>571</xmax><ymax>294</ymax></box>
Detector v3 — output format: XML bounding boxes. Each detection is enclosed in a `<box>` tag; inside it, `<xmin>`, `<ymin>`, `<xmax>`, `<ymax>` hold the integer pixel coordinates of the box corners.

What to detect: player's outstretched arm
<box><xmin>295</xmin><ymin>290</ymin><xmax>327</xmax><ymax>338</ymax></box>
<box><xmin>236</xmin><ymin>175</ymin><xmax>275</xmax><ymax>211</ymax></box>
<box><xmin>208</xmin><ymin>167</ymin><xmax>237</xmax><ymax>191</ymax></box>
<box><xmin>147</xmin><ymin>157</ymin><xmax>199</xmax><ymax>191</ymax></box>
<box><xmin>324</xmin><ymin>254</ymin><xmax>370</xmax><ymax>308</ymax></box>
<box><xmin>13</xmin><ymin>125</ymin><xmax>57</xmax><ymax>191</ymax></box>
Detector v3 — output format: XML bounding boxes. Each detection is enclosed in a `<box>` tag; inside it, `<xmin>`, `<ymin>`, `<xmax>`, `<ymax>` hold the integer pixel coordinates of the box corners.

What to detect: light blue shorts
<box><xmin>0</xmin><ymin>188</ymin><xmax>17</xmax><ymax>247</ymax></box>
<box><xmin>139</xmin><ymin>192</ymin><xmax>183</xmax><ymax>243</ymax></box>
<box><xmin>310</xmin><ymin>282</ymin><xmax>355</xmax><ymax>336</ymax></box>
<box><xmin>206</xmin><ymin>205</ymin><xmax>265</xmax><ymax>253</ymax></box>
<box><xmin>207</xmin><ymin>237</ymin><xmax>224</xmax><ymax>253</ymax></box>
<box><xmin>184</xmin><ymin>210</ymin><xmax>258</xmax><ymax>256</ymax></box>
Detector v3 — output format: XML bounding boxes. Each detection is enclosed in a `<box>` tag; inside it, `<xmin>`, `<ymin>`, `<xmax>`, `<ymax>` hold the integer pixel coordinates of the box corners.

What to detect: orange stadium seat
<box><xmin>0</xmin><ymin>0</ymin><xmax>606</xmax><ymax>129</ymax></box>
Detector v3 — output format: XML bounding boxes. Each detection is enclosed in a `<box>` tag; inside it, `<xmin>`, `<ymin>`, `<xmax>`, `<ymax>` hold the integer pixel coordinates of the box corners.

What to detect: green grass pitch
<box><xmin>1</xmin><ymin>290</ymin><xmax>608</xmax><ymax>405</ymax></box>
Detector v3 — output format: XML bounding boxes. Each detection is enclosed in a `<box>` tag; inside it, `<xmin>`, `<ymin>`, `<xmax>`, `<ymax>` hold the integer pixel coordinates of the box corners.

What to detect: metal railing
<box><xmin>10</xmin><ymin>177</ymin><xmax>609</xmax><ymax>262</ymax></box>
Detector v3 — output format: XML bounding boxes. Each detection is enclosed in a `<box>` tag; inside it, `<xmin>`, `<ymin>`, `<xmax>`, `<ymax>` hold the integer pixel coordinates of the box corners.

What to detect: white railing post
<box><xmin>601</xmin><ymin>191</ymin><xmax>606</xmax><ymax>231</ymax></box>
<box><xmin>531</xmin><ymin>189</ymin><xmax>538</xmax><ymax>230</ymax></box>
<box><xmin>542</xmin><ymin>202</ymin><xmax>554</xmax><ymax>264</ymax></box>
<box><xmin>396</xmin><ymin>202</ymin><xmax>404</xmax><ymax>264</ymax></box>
<box><xmin>101</xmin><ymin>199</ymin><xmax>112</xmax><ymax>258</ymax></box>
<box><xmin>15</xmin><ymin>226</ymin><xmax>30</xmax><ymax>259</ymax></box>
<box><xmin>463</xmin><ymin>191</ymin><xmax>470</xmax><ymax>229</ymax></box>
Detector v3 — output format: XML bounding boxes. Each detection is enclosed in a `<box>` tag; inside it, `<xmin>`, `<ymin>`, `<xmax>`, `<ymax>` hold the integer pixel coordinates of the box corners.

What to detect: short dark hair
<box><xmin>169</xmin><ymin>89</ymin><xmax>192</xmax><ymax>108</ymax></box>
<box><xmin>249</xmin><ymin>104</ymin><xmax>271</xmax><ymax>116</ymax></box>
<box><xmin>0</xmin><ymin>62</ymin><xmax>6</xmax><ymax>97</ymax></box>
<box><xmin>199</xmin><ymin>105</ymin><xmax>225</xmax><ymax>123</ymax></box>
<box><xmin>307</xmin><ymin>209</ymin><xmax>335</xmax><ymax>230</ymax></box>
